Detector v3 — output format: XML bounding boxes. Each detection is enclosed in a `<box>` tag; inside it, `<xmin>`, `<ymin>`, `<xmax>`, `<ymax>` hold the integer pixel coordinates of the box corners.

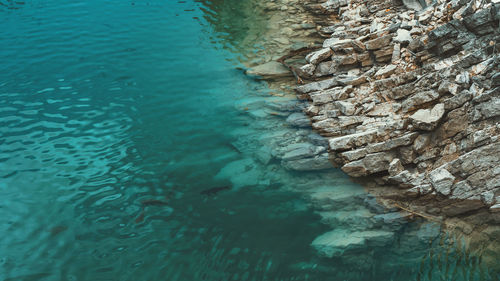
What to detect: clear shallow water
<box><xmin>0</xmin><ymin>0</ymin><xmax>498</xmax><ymax>280</ymax></box>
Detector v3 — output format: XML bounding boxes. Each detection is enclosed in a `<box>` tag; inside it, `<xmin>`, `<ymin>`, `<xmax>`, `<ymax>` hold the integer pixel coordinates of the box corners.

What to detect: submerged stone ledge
<box><xmin>292</xmin><ymin>0</ymin><xmax>500</xmax><ymax>220</ymax></box>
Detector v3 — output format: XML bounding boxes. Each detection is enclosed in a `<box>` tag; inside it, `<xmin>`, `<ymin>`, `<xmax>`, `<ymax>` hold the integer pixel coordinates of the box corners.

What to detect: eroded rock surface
<box><xmin>295</xmin><ymin>0</ymin><xmax>500</xmax><ymax>216</ymax></box>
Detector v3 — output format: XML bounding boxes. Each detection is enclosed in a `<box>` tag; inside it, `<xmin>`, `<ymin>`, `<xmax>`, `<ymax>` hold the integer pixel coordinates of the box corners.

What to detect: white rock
<box><xmin>429</xmin><ymin>168</ymin><xmax>455</xmax><ymax>196</ymax></box>
<box><xmin>335</xmin><ymin>100</ymin><xmax>356</xmax><ymax>115</ymax></box>
<box><xmin>481</xmin><ymin>191</ymin><xmax>495</xmax><ymax>205</ymax></box>
<box><xmin>409</xmin><ymin>103</ymin><xmax>445</xmax><ymax>131</ymax></box>
<box><xmin>388</xmin><ymin>158</ymin><xmax>404</xmax><ymax>176</ymax></box>
<box><xmin>451</xmin><ymin>180</ymin><xmax>473</xmax><ymax>199</ymax></box>
<box><xmin>394</xmin><ymin>29</ymin><xmax>412</xmax><ymax>44</ymax></box>
<box><xmin>455</xmin><ymin>71</ymin><xmax>470</xmax><ymax>84</ymax></box>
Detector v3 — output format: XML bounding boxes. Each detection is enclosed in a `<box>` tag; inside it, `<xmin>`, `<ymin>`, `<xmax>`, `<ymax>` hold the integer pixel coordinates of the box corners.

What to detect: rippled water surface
<box><xmin>1</xmin><ymin>0</ymin><xmax>498</xmax><ymax>280</ymax></box>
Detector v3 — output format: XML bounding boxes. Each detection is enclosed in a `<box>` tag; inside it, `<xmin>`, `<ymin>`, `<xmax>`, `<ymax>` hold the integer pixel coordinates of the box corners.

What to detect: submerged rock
<box><xmin>246</xmin><ymin>61</ymin><xmax>292</xmax><ymax>78</ymax></box>
<box><xmin>286</xmin><ymin>112</ymin><xmax>311</xmax><ymax>128</ymax></box>
<box><xmin>283</xmin><ymin>153</ymin><xmax>332</xmax><ymax>171</ymax></box>
<box><xmin>312</xmin><ymin>229</ymin><xmax>394</xmax><ymax>257</ymax></box>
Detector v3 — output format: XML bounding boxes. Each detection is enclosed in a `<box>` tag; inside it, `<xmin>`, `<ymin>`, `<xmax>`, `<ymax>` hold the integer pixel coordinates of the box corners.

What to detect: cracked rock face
<box><xmin>295</xmin><ymin>0</ymin><xmax>500</xmax><ymax>216</ymax></box>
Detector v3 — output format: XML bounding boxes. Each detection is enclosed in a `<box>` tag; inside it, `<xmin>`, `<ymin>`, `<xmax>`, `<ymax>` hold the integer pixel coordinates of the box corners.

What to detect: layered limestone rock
<box><xmin>293</xmin><ymin>0</ymin><xmax>500</xmax><ymax>216</ymax></box>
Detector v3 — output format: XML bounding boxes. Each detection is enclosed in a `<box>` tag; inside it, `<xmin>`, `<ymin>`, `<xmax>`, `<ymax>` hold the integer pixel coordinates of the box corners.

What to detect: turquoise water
<box><xmin>0</xmin><ymin>0</ymin><xmax>498</xmax><ymax>280</ymax></box>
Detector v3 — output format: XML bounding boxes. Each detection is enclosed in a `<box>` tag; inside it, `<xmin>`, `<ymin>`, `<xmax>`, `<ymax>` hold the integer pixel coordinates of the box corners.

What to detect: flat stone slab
<box><xmin>308</xmin><ymin>185</ymin><xmax>366</xmax><ymax>210</ymax></box>
<box><xmin>246</xmin><ymin>61</ymin><xmax>292</xmax><ymax>78</ymax></box>
<box><xmin>312</xmin><ymin>229</ymin><xmax>394</xmax><ymax>257</ymax></box>
<box><xmin>318</xmin><ymin>208</ymin><xmax>375</xmax><ymax>229</ymax></box>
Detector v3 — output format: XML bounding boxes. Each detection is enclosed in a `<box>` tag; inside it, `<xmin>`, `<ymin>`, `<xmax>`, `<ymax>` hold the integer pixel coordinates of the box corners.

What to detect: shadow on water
<box><xmin>194</xmin><ymin>0</ymin><xmax>268</xmax><ymax>48</ymax></box>
<box><xmin>0</xmin><ymin>0</ymin><xmax>499</xmax><ymax>280</ymax></box>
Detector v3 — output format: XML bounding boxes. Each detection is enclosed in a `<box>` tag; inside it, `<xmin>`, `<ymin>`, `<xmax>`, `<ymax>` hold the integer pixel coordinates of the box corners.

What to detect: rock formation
<box><xmin>238</xmin><ymin>0</ymin><xmax>500</xmax><ymax>270</ymax></box>
<box><xmin>292</xmin><ymin>0</ymin><xmax>499</xmax><ymax>217</ymax></box>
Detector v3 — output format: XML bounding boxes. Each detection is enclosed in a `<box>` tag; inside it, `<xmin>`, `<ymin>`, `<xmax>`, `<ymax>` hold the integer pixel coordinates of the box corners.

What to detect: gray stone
<box><xmin>481</xmin><ymin>190</ymin><xmax>495</xmax><ymax>205</ymax></box>
<box><xmin>314</xmin><ymin>61</ymin><xmax>337</xmax><ymax>77</ymax></box>
<box><xmin>342</xmin><ymin>151</ymin><xmax>395</xmax><ymax>177</ymax></box>
<box><xmin>388</xmin><ymin>158</ymin><xmax>404</xmax><ymax>176</ymax></box>
<box><xmin>336</xmin><ymin>100</ymin><xmax>356</xmax><ymax>115</ymax></box>
<box><xmin>306</xmin><ymin>48</ymin><xmax>333</xmax><ymax>65</ymax></box>
<box><xmin>455</xmin><ymin>71</ymin><xmax>470</xmax><ymax>85</ymax></box>
<box><xmin>297</xmin><ymin>63</ymin><xmax>316</xmax><ymax>77</ymax></box>
<box><xmin>329</xmin><ymin>130</ymin><xmax>378</xmax><ymax>151</ymax></box>
<box><xmin>399</xmin><ymin>145</ymin><xmax>416</xmax><ymax>164</ymax></box>
<box><xmin>283</xmin><ymin>153</ymin><xmax>332</xmax><ymax>171</ymax></box>
<box><xmin>413</xmin><ymin>134</ymin><xmax>431</xmax><ymax>153</ymax></box>
<box><xmin>365</xmin><ymin>35</ymin><xmax>392</xmax><ymax>50</ymax></box>
<box><xmin>338</xmin><ymin>75</ymin><xmax>368</xmax><ymax>86</ymax></box>
<box><xmin>366</xmin><ymin>102</ymin><xmax>397</xmax><ymax>117</ymax></box>
<box><xmin>282</xmin><ymin>143</ymin><xmax>321</xmax><ymax>161</ymax></box>
<box><xmin>322</xmin><ymin>38</ymin><xmax>352</xmax><ymax>48</ymax></box>
<box><xmin>388</xmin><ymin>170</ymin><xmax>417</xmax><ymax>188</ymax></box>
<box><xmin>246</xmin><ymin>61</ymin><xmax>291</xmax><ymax>78</ymax></box>
<box><xmin>429</xmin><ymin>167</ymin><xmax>455</xmax><ymax>196</ymax></box>
<box><xmin>318</xmin><ymin>209</ymin><xmax>375</xmax><ymax>230</ymax></box>
<box><xmin>286</xmin><ymin>113</ymin><xmax>311</xmax><ymax>128</ymax></box>
<box><xmin>392</xmin><ymin>43</ymin><xmax>401</xmax><ymax>62</ymax></box>
<box><xmin>351</xmin><ymin>39</ymin><xmax>366</xmax><ymax>52</ymax></box>
<box><xmin>310</xmin><ymin>90</ymin><xmax>334</xmax><ymax>105</ymax></box>
<box><xmin>321</xmin><ymin>0</ymin><xmax>349</xmax><ymax>12</ymax></box>
<box><xmin>472</xmin><ymin>96</ymin><xmax>500</xmax><ymax>121</ymax></box>
<box><xmin>408</xmin><ymin>39</ymin><xmax>425</xmax><ymax>52</ymax></box>
<box><xmin>374</xmin><ymin>46</ymin><xmax>395</xmax><ymax>62</ymax></box>
<box><xmin>463</xmin><ymin>7</ymin><xmax>496</xmax><ymax>35</ymax></box>
<box><xmin>296</xmin><ymin>77</ymin><xmax>340</xmax><ymax>94</ymax></box>
<box><xmin>402</xmin><ymin>91</ymin><xmax>440</xmax><ymax>112</ymax></box>
<box><xmin>438</xmin><ymin>81</ymin><xmax>459</xmax><ymax>96</ymax></box>
<box><xmin>373</xmin><ymin>211</ymin><xmax>411</xmax><ymax>228</ymax></box>
<box><xmin>492</xmin><ymin>73</ymin><xmax>500</xmax><ymax>87</ymax></box>
<box><xmin>374</xmin><ymin>65</ymin><xmax>397</xmax><ymax>79</ymax></box>
<box><xmin>444</xmin><ymin>90</ymin><xmax>472</xmax><ymax>111</ymax></box>
<box><xmin>366</xmin><ymin>133</ymin><xmax>419</xmax><ymax>154</ymax></box>
<box><xmin>409</xmin><ymin>103</ymin><xmax>445</xmax><ymax>131</ymax></box>
<box><xmin>341</xmin><ymin>148</ymin><xmax>368</xmax><ymax>161</ymax></box>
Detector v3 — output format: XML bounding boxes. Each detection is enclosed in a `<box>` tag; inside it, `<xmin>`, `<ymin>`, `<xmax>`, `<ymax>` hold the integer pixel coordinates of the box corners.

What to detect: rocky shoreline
<box><xmin>242</xmin><ymin>0</ymin><xmax>500</xmax><ymax>268</ymax></box>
